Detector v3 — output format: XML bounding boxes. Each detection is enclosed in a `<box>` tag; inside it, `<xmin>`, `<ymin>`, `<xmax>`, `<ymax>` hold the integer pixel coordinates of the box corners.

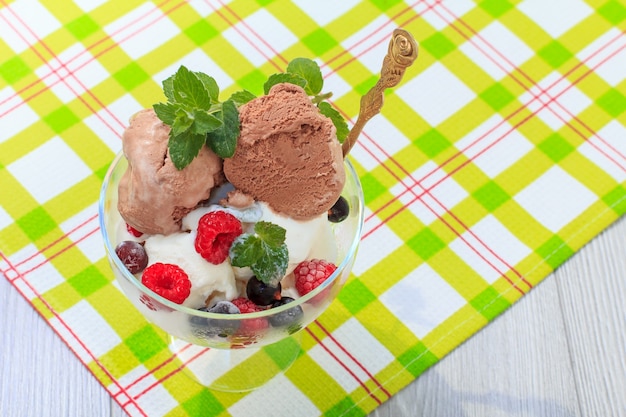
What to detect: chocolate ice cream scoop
<box><xmin>223</xmin><ymin>83</ymin><xmax>345</xmax><ymax>220</ymax></box>
<box><xmin>118</xmin><ymin>109</ymin><xmax>224</xmax><ymax>235</ymax></box>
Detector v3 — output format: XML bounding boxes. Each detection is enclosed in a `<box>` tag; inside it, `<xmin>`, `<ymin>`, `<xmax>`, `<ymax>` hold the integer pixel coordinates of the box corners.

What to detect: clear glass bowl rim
<box><xmin>98</xmin><ymin>151</ymin><xmax>365</xmax><ymax>321</ymax></box>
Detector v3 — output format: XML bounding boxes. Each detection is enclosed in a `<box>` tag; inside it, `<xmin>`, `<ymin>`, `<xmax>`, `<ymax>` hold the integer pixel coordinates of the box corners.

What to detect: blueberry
<box><xmin>328</xmin><ymin>196</ymin><xmax>349</xmax><ymax>223</ymax></box>
<box><xmin>268</xmin><ymin>297</ymin><xmax>303</xmax><ymax>328</ymax></box>
<box><xmin>190</xmin><ymin>302</ymin><xmax>241</xmax><ymax>338</ymax></box>
<box><xmin>208</xmin><ymin>301</ymin><xmax>240</xmax><ymax>314</ymax></box>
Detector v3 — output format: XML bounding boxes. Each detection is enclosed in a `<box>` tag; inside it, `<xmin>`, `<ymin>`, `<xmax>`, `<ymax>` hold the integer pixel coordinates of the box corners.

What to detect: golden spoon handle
<box><xmin>342</xmin><ymin>28</ymin><xmax>418</xmax><ymax>157</ymax></box>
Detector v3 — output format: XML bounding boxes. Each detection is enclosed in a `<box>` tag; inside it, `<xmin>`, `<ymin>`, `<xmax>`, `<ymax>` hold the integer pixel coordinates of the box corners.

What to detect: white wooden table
<box><xmin>2</xmin><ymin>216</ymin><xmax>625</xmax><ymax>417</ymax></box>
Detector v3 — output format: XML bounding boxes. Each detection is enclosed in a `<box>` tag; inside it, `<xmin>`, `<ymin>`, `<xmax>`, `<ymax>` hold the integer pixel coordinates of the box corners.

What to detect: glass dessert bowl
<box><xmin>99</xmin><ymin>151</ymin><xmax>364</xmax><ymax>392</ymax></box>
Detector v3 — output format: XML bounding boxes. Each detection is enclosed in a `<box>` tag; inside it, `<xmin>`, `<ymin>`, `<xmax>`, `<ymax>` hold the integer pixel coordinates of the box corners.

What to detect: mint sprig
<box><xmin>228</xmin><ymin>90</ymin><xmax>256</xmax><ymax>107</ymax></box>
<box><xmin>230</xmin><ymin>221</ymin><xmax>289</xmax><ymax>284</ymax></box>
<box><xmin>263</xmin><ymin>57</ymin><xmax>348</xmax><ymax>143</ymax></box>
<box><xmin>153</xmin><ymin>59</ymin><xmax>350</xmax><ymax>169</ymax></box>
<box><xmin>153</xmin><ymin>65</ymin><xmax>240</xmax><ymax>170</ymax></box>
<box><xmin>286</xmin><ymin>57</ymin><xmax>323</xmax><ymax>95</ymax></box>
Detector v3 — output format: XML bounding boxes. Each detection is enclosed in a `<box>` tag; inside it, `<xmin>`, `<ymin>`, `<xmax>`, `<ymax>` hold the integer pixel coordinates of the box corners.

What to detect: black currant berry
<box><xmin>246</xmin><ymin>276</ymin><xmax>282</xmax><ymax>306</ymax></box>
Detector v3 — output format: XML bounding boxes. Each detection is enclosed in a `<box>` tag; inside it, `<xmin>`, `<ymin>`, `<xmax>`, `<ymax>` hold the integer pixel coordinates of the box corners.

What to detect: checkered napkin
<box><xmin>2</xmin><ymin>1</ymin><xmax>625</xmax><ymax>416</ymax></box>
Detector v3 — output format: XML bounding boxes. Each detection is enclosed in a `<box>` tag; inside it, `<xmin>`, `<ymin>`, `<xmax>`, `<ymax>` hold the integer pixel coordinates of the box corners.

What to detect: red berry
<box><xmin>141</xmin><ymin>262</ymin><xmax>191</xmax><ymax>304</ymax></box>
<box><xmin>126</xmin><ymin>223</ymin><xmax>143</xmax><ymax>237</ymax></box>
<box><xmin>294</xmin><ymin>259</ymin><xmax>337</xmax><ymax>296</ymax></box>
<box><xmin>195</xmin><ymin>211</ymin><xmax>242</xmax><ymax>264</ymax></box>
<box><xmin>232</xmin><ymin>297</ymin><xmax>269</xmax><ymax>334</ymax></box>
<box><xmin>232</xmin><ymin>297</ymin><xmax>263</xmax><ymax>314</ymax></box>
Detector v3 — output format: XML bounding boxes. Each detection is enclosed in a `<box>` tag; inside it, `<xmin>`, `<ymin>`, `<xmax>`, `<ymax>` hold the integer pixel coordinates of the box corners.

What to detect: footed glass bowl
<box><xmin>99</xmin><ymin>151</ymin><xmax>364</xmax><ymax>391</ymax></box>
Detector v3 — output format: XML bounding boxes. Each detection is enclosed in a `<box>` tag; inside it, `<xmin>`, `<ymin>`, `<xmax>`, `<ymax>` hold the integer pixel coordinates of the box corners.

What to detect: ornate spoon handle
<box><xmin>342</xmin><ymin>28</ymin><xmax>419</xmax><ymax>157</ymax></box>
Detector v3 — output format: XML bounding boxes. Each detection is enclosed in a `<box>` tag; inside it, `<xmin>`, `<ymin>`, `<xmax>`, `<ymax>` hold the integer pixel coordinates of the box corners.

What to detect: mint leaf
<box><xmin>205</xmin><ymin>100</ymin><xmax>239</xmax><ymax>158</ymax></box>
<box><xmin>153</xmin><ymin>102</ymin><xmax>177</xmax><ymax>125</ymax></box>
<box><xmin>191</xmin><ymin>109</ymin><xmax>221</xmax><ymax>135</ymax></box>
<box><xmin>318</xmin><ymin>102</ymin><xmax>349</xmax><ymax>143</ymax></box>
<box><xmin>228</xmin><ymin>90</ymin><xmax>256</xmax><ymax>106</ymax></box>
<box><xmin>286</xmin><ymin>57</ymin><xmax>323</xmax><ymax>95</ymax></box>
<box><xmin>264</xmin><ymin>73</ymin><xmax>306</xmax><ymax>95</ymax></box>
<box><xmin>194</xmin><ymin>72</ymin><xmax>219</xmax><ymax>102</ymax></box>
<box><xmin>255</xmin><ymin>221</ymin><xmax>286</xmax><ymax>247</ymax></box>
<box><xmin>230</xmin><ymin>221</ymin><xmax>288</xmax><ymax>284</ymax></box>
<box><xmin>162</xmin><ymin>75</ymin><xmax>175</xmax><ymax>102</ymax></box>
<box><xmin>168</xmin><ymin>131</ymin><xmax>206</xmax><ymax>170</ymax></box>
<box><xmin>171</xmin><ymin>107</ymin><xmax>194</xmax><ymax>136</ymax></box>
<box><xmin>230</xmin><ymin>235</ymin><xmax>260</xmax><ymax>266</ymax></box>
<box><xmin>251</xmin><ymin>244</ymin><xmax>288</xmax><ymax>284</ymax></box>
<box><xmin>172</xmin><ymin>66</ymin><xmax>212</xmax><ymax>110</ymax></box>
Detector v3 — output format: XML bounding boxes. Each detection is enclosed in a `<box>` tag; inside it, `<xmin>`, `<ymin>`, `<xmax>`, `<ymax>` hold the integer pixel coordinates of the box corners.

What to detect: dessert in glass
<box><xmin>99</xmin><ymin>61</ymin><xmax>365</xmax><ymax>392</ymax></box>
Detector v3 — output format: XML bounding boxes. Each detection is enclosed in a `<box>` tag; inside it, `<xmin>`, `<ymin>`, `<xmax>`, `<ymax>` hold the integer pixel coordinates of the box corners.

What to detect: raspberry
<box><xmin>126</xmin><ymin>223</ymin><xmax>143</xmax><ymax>237</ymax></box>
<box><xmin>294</xmin><ymin>259</ymin><xmax>337</xmax><ymax>296</ymax></box>
<box><xmin>141</xmin><ymin>262</ymin><xmax>191</xmax><ymax>304</ymax></box>
<box><xmin>232</xmin><ymin>297</ymin><xmax>263</xmax><ymax>314</ymax></box>
<box><xmin>232</xmin><ymin>297</ymin><xmax>269</xmax><ymax>334</ymax></box>
<box><xmin>195</xmin><ymin>211</ymin><xmax>243</xmax><ymax>264</ymax></box>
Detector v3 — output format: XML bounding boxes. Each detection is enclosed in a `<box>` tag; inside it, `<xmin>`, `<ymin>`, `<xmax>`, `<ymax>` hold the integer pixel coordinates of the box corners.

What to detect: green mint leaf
<box><xmin>228</xmin><ymin>90</ymin><xmax>256</xmax><ymax>106</ymax></box>
<box><xmin>193</xmin><ymin>72</ymin><xmax>219</xmax><ymax>102</ymax></box>
<box><xmin>171</xmin><ymin>65</ymin><xmax>212</xmax><ymax>110</ymax></box>
<box><xmin>254</xmin><ymin>221</ymin><xmax>286</xmax><ymax>247</ymax></box>
<box><xmin>168</xmin><ymin>131</ymin><xmax>205</xmax><ymax>170</ymax></box>
<box><xmin>191</xmin><ymin>109</ymin><xmax>222</xmax><ymax>135</ymax></box>
<box><xmin>251</xmin><ymin>243</ymin><xmax>288</xmax><ymax>284</ymax></box>
<box><xmin>162</xmin><ymin>74</ymin><xmax>175</xmax><ymax>102</ymax></box>
<box><xmin>229</xmin><ymin>222</ymin><xmax>289</xmax><ymax>284</ymax></box>
<box><xmin>230</xmin><ymin>235</ymin><xmax>261</xmax><ymax>267</ymax></box>
<box><xmin>318</xmin><ymin>102</ymin><xmax>349</xmax><ymax>144</ymax></box>
<box><xmin>153</xmin><ymin>102</ymin><xmax>177</xmax><ymax>125</ymax></box>
<box><xmin>171</xmin><ymin>107</ymin><xmax>194</xmax><ymax>136</ymax></box>
<box><xmin>286</xmin><ymin>57</ymin><xmax>323</xmax><ymax>96</ymax></box>
<box><xmin>205</xmin><ymin>99</ymin><xmax>239</xmax><ymax>158</ymax></box>
<box><xmin>264</xmin><ymin>73</ymin><xmax>306</xmax><ymax>95</ymax></box>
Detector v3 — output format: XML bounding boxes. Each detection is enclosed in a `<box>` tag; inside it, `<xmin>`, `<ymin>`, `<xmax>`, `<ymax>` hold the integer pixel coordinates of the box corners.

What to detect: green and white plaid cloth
<box><xmin>2</xmin><ymin>1</ymin><xmax>625</xmax><ymax>416</ymax></box>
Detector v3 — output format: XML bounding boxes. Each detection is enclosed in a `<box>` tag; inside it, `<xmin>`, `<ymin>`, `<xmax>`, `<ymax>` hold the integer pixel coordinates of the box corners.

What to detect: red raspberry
<box><xmin>232</xmin><ymin>297</ymin><xmax>269</xmax><ymax>334</ymax></box>
<box><xmin>141</xmin><ymin>262</ymin><xmax>191</xmax><ymax>304</ymax></box>
<box><xmin>294</xmin><ymin>259</ymin><xmax>337</xmax><ymax>296</ymax></box>
<box><xmin>126</xmin><ymin>223</ymin><xmax>143</xmax><ymax>237</ymax></box>
<box><xmin>195</xmin><ymin>211</ymin><xmax>243</xmax><ymax>264</ymax></box>
<box><xmin>232</xmin><ymin>297</ymin><xmax>263</xmax><ymax>314</ymax></box>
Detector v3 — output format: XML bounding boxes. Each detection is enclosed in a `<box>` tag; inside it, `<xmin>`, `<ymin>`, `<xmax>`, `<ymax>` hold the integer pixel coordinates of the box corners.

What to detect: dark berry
<box><xmin>115</xmin><ymin>240</ymin><xmax>148</xmax><ymax>274</ymax></box>
<box><xmin>246</xmin><ymin>276</ymin><xmax>282</xmax><ymax>306</ymax></box>
<box><xmin>328</xmin><ymin>196</ymin><xmax>349</xmax><ymax>223</ymax></box>
<box><xmin>208</xmin><ymin>301</ymin><xmax>241</xmax><ymax>314</ymax></box>
<box><xmin>268</xmin><ymin>297</ymin><xmax>304</xmax><ymax>328</ymax></box>
<box><xmin>190</xmin><ymin>302</ymin><xmax>241</xmax><ymax>338</ymax></box>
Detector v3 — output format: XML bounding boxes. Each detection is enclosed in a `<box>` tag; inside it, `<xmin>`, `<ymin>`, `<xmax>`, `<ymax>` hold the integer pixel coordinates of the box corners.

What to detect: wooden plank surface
<box><xmin>2</xmin><ymin>215</ymin><xmax>625</xmax><ymax>417</ymax></box>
